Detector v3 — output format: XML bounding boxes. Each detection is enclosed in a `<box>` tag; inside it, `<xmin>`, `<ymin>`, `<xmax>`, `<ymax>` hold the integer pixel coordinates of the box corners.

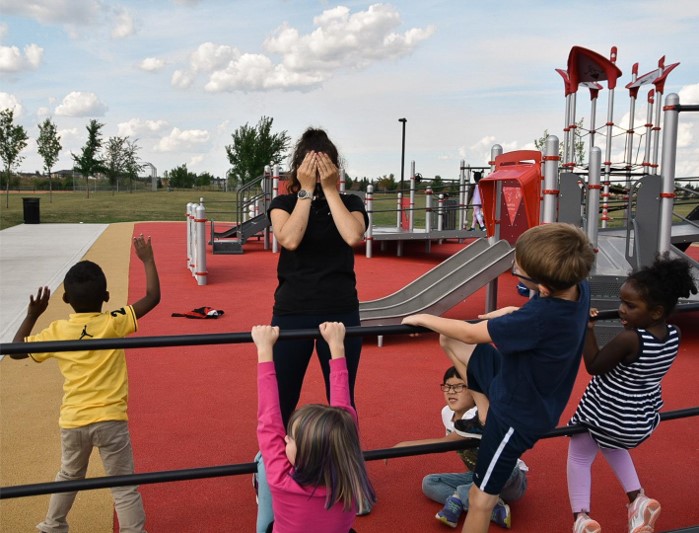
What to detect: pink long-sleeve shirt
<box><xmin>257</xmin><ymin>358</ymin><xmax>357</xmax><ymax>533</ymax></box>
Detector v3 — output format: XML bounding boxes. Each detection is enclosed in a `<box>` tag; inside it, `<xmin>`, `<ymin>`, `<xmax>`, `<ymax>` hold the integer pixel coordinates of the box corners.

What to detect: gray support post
<box><xmin>650</xmin><ymin>89</ymin><xmax>663</xmax><ymax>175</ymax></box>
<box><xmin>642</xmin><ymin>90</ymin><xmax>655</xmax><ymax>173</ymax></box>
<box><xmin>587</xmin><ymin>147</ymin><xmax>602</xmax><ymax>254</ymax></box>
<box><xmin>409</xmin><ymin>160</ymin><xmax>416</xmax><ymax>231</ymax></box>
<box><xmin>486</xmin><ymin>144</ymin><xmax>504</xmax><ymax>313</ymax></box>
<box><xmin>365</xmin><ymin>185</ymin><xmax>374</xmax><ymax>258</ymax></box>
<box><xmin>658</xmin><ymin>93</ymin><xmax>679</xmax><ymax>253</ymax></box>
<box><xmin>567</xmin><ymin>92</ymin><xmax>578</xmax><ymax>167</ymax></box>
<box><xmin>602</xmin><ymin>87</ymin><xmax>615</xmax><ymax>229</ymax></box>
<box><xmin>272</xmin><ymin>165</ymin><xmax>280</xmax><ymax>253</ymax></box>
<box><xmin>459</xmin><ymin>161</ymin><xmax>467</xmax><ymax>230</ymax></box>
<box><xmin>542</xmin><ymin>135</ymin><xmax>560</xmax><ymax>223</ymax></box>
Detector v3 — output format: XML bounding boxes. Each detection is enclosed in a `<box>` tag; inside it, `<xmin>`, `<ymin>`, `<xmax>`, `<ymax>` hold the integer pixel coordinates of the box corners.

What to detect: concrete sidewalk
<box><xmin>0</xmin><ymin>223</ymin><xmax>108</xmax><ymax>346</ymax></box>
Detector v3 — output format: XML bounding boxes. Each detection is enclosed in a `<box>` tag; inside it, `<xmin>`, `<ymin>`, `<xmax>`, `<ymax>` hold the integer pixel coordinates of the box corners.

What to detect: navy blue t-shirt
<box><xmin>486</xmin><ymin>280</ymin><xmax>590</xmax><ymax>435</ymax></box>
<box><xmin>269</xmin><ymin>193</ymin><xmax>368</xmax><ymax>315</ymax></box>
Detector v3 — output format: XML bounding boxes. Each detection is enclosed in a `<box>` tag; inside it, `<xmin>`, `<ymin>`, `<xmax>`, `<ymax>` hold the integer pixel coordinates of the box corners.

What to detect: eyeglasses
<box><xmin>440</xmin><ymin>383</ymin><xmax>467</xmax><ymax>393</ymax></box>
<box><xmin>511</xmin><ymin>264</ymin><xmax>538</xmax><ymax>284</ymax></box>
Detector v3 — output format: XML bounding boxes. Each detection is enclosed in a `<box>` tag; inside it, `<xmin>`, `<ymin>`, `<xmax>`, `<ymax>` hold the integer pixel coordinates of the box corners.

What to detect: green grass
<box><xmin>0</xmin><ymin>190</ymin><xmax>234</xmax><ymax>230</ymax></box>
<box><xmin>1</xmin><ymin>189</ymin><xmax>693</xmax><ymax>231</ymax></box>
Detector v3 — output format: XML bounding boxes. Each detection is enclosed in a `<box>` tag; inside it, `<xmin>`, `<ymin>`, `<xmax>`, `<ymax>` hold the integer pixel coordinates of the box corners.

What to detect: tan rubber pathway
<box><xmin>1</xmin><ymin>222</ymin><xmax>134</xmax><ymax>533</ymax></box>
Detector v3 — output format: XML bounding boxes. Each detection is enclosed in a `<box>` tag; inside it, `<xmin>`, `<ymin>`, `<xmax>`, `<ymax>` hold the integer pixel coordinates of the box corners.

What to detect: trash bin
<box><xmin>22</xmin><ymin>197</ymin><xmax>40</xmax><ymax>224</ymax></box>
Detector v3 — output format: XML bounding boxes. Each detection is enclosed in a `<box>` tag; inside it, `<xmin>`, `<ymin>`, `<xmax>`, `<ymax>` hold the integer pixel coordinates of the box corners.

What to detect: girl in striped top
<box><xmin>567</xmin><ymin>254</ymin><xmax>697</xmax><ymax>533</ymax></box>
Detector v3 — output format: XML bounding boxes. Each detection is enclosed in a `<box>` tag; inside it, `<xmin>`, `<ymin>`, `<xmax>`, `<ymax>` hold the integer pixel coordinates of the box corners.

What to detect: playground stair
<box><xmin>359</xmin><ymin>238</ymin><xmax>514</xmax><ymax>326</ymax></box>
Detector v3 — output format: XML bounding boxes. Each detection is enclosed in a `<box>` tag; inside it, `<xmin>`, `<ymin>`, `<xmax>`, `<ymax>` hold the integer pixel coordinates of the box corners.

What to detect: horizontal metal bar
<box><xmin>2</xmin><ymin>304</ymin><xmax>698</xmax><ymax>355</ymax></box>
<box><xmin>2</xmin><ymin>406</ymin><xmax>696</xmax><ymax>499</ymax></box>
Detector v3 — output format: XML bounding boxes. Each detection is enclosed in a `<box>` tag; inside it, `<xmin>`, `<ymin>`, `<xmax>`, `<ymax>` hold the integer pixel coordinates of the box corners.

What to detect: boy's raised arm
<box><xmin>402</xmin><ymin>314</ymin><xmax>492</xmax><ymax>345</ymax></box>
<box><xmin>131</xmin><ymin>235</ymin><xmax>161</xmax><ymax>319</ymax></box>
<box><xmin>10</xmin><ymin>286</ymin><xmax>51</xmax><ymax>359</ymax></box>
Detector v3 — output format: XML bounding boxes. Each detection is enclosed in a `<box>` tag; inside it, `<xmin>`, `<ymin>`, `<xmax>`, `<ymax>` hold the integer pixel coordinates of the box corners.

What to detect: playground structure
<box><xmin>192</xmin><ymin>44</ymin><xmax>699</xmax><ymax>336</ymax></box>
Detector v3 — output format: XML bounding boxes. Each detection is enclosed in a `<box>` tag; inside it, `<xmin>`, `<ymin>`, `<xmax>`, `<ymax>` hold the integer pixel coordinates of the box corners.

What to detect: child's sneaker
<box><xmin>435</xmin><ymin>495</ymin><xmax>463</xmax><ymax>528</ymax></box>
<box><xmin>491</xmin><ymin>498</ymin><xmax>511</xmax><ymax>528</ymax></box>
<box><xmin>453</xmin><ymin>417</ymin><xmax>484</xmax><ymax>439</ymax></box>
<box><xmin>573</xmin><ymin>513</ymin><xmax>601</xmax><ymax>533</ymax></box>
<box><xmin>627</xmin><ymin>491</ymin><xmax>661</xmax><ymax>533</ymax></box>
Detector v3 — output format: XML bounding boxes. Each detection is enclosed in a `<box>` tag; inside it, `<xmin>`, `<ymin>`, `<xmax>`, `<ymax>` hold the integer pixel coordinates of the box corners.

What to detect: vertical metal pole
<box><xmin>396</xmin><ymin>192</ymin><xmax>402</xmax><ymax>230</ymax></box>
<box><xmin>272</xmin><ymin>165</ymin><xmax>279</xmax><ymax>253</ymax></box>
<box><xmin>650</xmin><ymin>88</ymin><xmax>663</xmax><ymax>175</ymax></box>
<box><xmin>601</xmin><ymin>87</ymin><xmax>615</xmax><ymax>229</ymax></box>
<box><xmin>625</xmin><ymin>64</ymin><xmax>638</xmax><ymax>168</ymax></box>
<box><xmin>186</xmin><ymin>202</ymin><xmax>194</xmax><ymax>273</ymax></box>
<box><xmin>365</xmin><ymin>185</ymin><xmax>374</xmax><ymax>258</ymax></box>
<box><xmin>658</xmin><ymin>93</ymin><xmax>679</xmax><ymax>254</ymax></box>
<box><xmin>486</xmin><ymin>144</ymin><xmax>503</xmax><ymax>313</ymax></box>
<box><xmin>587</xmin><ymin>147</ymin><xmax>602</xmax><ymax>256</ymax></box>
<box><xmin>567</xmin><ymin>92</ymin><xmax>578</xmax><ymax>167</ymax></box>
<box><xmin>399</xmin><ymin>118</ymin><xmax>407</xmax><ymax>192</ymax></box>
<box><xmin>459</xmin><ymin>161</ymin><xmax>467</xmax><ymax>230</ymax></box>
<box><xmin>642</xmin><ymin>90</ymin><xmax>655</xmax><ymax>173</ymax></box>
<box><xmin>409</xmin><ymin>160</ymin><xmax>416</xmax><ymax>231</ymax></box>
<box><xmin>195</xmin><ymin>202</ymin><xmax>208</xmax><ymax>285</ymax></box>
<box><xmin>425</xmin><ymin>187</ymin><xmax>433</xmax><ymax>233</ymax></box>
<box><xmin>542</xmin><ymin>135</ymin><xmax>560</xmax><ymax>224</ymax></box>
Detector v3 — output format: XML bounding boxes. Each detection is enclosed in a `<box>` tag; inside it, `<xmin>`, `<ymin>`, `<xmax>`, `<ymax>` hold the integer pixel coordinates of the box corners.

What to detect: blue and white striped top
<box><xmin>569</xmin><ymin>325</ymin><xmax>679</xmax><ymax>449</ymax></box>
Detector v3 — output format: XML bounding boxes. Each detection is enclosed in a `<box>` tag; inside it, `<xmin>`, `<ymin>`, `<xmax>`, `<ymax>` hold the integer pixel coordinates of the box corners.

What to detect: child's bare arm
<box><xmin>582</xmin><ymin>308</ymin><xmax>638</xmax><ymax>374</ymax></box>
<box><xmin>10</xmin><ymin>287</ymin><xmax>51</xmax><ymax>360</ymax></box>
<box><xmin>402</xmin><ymin>314</ymin><xmax>491</xmax><ymax>345</ymax></box>
<box><xmin>130</xmin><ymin>235</ymin><xmax>161</xmax><ymax>319</ymax></box>
<box><xmin>319</xmin><ymin>322</ymin><xmax>345</xmax><ymax>359</ymax></box>
<box><xmin>252</xmin><ymin>325</ymin><xmax>279</xmax><ymax>363</ymax></box>
<box><xmin>477</xmin><ymin>306</ymin><xmax>519</xmax><ymax>320</ymax></box>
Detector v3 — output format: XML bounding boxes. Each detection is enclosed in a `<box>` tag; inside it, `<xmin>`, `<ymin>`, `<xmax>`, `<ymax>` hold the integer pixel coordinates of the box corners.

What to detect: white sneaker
<box><xmin>573</xmin><ymin>513</ymin><xmax>601</xmax><ymax>533</ymax></box>
<box><xmin>627</xmin><ymin>491</ymin><xmax>661</xmax><ymax>533</ymax></box>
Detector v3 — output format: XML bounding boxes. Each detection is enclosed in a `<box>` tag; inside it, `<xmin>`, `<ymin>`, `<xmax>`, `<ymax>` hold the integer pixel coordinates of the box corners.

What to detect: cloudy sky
<box><xmin>2</xmin><ymin>0</ymin><xmax>698</xmax><ymax>182</ymax></box>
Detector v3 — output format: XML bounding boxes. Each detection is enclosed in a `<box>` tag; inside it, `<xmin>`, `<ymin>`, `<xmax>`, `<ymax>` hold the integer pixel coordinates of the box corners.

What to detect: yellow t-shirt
<box><xmin>27</xmin><ymin>306</ymin><xmax>138</xmax><ymax>429</ymax></box>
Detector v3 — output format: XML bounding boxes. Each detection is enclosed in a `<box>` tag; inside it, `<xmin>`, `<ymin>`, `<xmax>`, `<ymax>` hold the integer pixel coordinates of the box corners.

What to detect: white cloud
<box><xmin>111</xmin><ymin>8</ymin><xmax>135</xmax><ymax>39</ymax></box>
<box><xmin>0</xmin><ymin>22</ymin><xmax>7</xmax><ymax>40</ymax></box>
<box><xmin>0</xmin><ymin>92</ymin><xmax>22</xmax><ymax>115</ymax></box>
<box><xmin>0</xmin><ymin>0</ymin><xmax>136</xmax><ymax>39</ymax></box>
<box><xmin>139</xmin><ymin>57</ymin><xmax>166</xmax><ymax>72</ymax></box>
<box><xmin>55</xmin><ymin>91</ymin><xmax>108</xmax><ymax>117</ymax></box>
<box><xmin>117</xmin><ymin>118</ymin><xmax>168</xmax><ymax>137</ymax></box>
<box><xmin>171</xmin><ymin>69</ymin><xmax>195</xmax><ymax>89</ymax></box>
<box><xmin>154</xmin><ymin>127</ymin><xmax>209</xmax><ymax>152</ymax></box>
<box><xmin>0</xmin><ymin>43</ymin><xmax>43</xmax><ymax>72</ymax></box>
<box><xmin>679</xmin><ymin>83</ymin><xmax>699</xmax><ymax>104</ymax></box>
<box><xmin>0</xmin><ymin>0</ymin><xmax>101</xmax><ymax>26</ymax></box>
<box><xmin>175</xmin><ymin>4</ymin><xmax>434</xmax><ymax>92</ymax></box>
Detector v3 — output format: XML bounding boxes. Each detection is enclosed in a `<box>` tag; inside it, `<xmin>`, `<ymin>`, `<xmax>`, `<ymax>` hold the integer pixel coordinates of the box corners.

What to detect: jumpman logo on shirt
<box><xmin>79</xmin><ymin>325</ymin><xmax>94</xmax><ymax>341</ymax></box>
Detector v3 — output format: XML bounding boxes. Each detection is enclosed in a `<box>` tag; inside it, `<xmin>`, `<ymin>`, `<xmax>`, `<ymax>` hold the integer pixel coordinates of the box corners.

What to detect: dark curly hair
<box><xmin>627</xmin><ymin>253</ymin><xmax>698</xmax><ymax>317</ymax></box>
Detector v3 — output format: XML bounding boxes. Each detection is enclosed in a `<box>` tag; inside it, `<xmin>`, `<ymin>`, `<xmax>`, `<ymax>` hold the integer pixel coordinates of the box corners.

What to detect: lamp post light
<box><xmin>398</xmin><ymin>118</ymin><xmax>407</xmax><ymax>192</ymax></box>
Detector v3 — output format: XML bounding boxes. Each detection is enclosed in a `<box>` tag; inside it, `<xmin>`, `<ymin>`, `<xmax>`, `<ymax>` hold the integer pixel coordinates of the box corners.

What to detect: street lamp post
<box><xmin>398</xmin><ymin>118</ymin><xmax>407</xmax><ymax>192</ymax></box>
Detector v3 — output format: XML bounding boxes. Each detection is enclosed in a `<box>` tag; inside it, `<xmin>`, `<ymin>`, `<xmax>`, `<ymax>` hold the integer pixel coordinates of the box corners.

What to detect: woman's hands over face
<box><xmin>297</xmin><ymin>151</ymin><xmax>339</xmax><ymax>193</ymax></box>
<box><xmin>297</xmin><ymin>152</ymin><xmax>318</xmax><ymax>192</ymax></box>
<box><xmin>315</xmin><ymin>152</ymin><xmax>339</xmax><ymax>191</ymax></box>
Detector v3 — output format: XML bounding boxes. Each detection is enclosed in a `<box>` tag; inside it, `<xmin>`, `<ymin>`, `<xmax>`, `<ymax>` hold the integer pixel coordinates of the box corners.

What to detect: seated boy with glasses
<box><xmin>393</xmin><ymin>367</ymin><xmax>527</xmax><ymax>529</ymax></box>
<box><xmin>403</xmin><ymin>223</ymin><xmax>595</xmax><ymax>533</ymax></box>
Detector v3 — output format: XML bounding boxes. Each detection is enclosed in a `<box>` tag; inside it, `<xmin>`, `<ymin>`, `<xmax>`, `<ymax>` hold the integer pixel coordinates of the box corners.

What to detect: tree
<box><xmin>122</xmin><ymin>139</ymin><xmax>143</xmax><ymax>191</ymax></box>
<box><xmin>535</xmin><ymin>119</ymin><xmax>585</xmax><ymax>166</ymax></box>
<box><xmin>166</xmin><ymin>164</ymin><xmax>196</xmax><ymax>189</ymax></box>
<box><xmin>104</xmin><ymin>136</ymin><xmax>127</xmax><ymax>189</ymax></box>
<box><xmin>72</xmin><ymin>119</ymin><xmax>105</xmax><ymax>198</ymax></box>
<box><xmin>195</xmin><ymin>171</ymin><xmax>214</xmax><ymax>188</ymax></box>
<box><xmin>0</xmin><ymin>108</ymin><xmax>29</xmax><ymax>208</ymax></box>
<box><xmin>225</xmin><ymin>116</ymin><xmax>290</xmax><ymax>188</ymax></box>
<box><xmin>104</xmin><ymin>136</ymin><xmax>143</xmax><ymax>192</ymax></box>
<box><xmin>37</xmin><ymin>118</ymin><xmax>62</xmax><ymax>203</ymax></box>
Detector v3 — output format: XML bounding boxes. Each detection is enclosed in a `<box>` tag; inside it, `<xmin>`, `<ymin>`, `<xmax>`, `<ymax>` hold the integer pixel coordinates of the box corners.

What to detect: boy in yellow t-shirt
<box><xmin>10</xmin><ymin>234</ymin><xmax>160</xmax><ymax>533</ymax></box>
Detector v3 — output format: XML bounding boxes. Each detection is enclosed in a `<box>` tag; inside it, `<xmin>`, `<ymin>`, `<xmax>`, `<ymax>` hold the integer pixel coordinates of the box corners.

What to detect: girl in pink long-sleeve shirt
<box><xmin>252</xmin><ymin>322</ymin><xmax>376</xmax><ymax>533</ymax></box>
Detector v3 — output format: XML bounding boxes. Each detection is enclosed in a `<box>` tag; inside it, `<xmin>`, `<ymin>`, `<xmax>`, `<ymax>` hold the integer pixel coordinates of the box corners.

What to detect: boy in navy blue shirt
<box><xmin>403</xmin><ymin>223</ymin><xmax>595</xmax><ymax>533</ymax></box>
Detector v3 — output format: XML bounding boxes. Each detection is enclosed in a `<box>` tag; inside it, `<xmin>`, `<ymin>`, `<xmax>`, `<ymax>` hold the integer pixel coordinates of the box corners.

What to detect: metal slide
<box><xmin>359</xmin><ymin>239</ymin><xmax>514</xmax><ymax>326</ymax></box>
